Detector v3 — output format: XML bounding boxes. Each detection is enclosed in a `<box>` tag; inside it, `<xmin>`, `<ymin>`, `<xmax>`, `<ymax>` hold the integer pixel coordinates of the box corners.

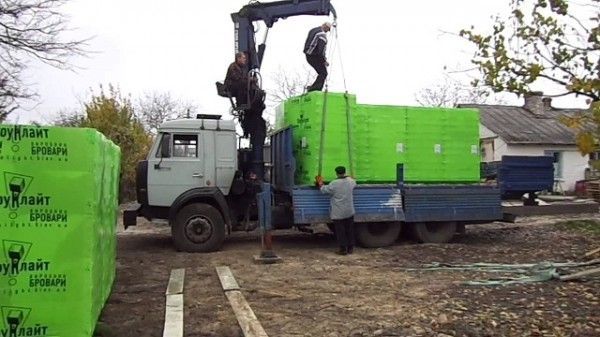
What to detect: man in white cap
<box><xmin>303</xmin><ymin>22</ymin><xmax>332</xmax><ymax>92</ymax></box>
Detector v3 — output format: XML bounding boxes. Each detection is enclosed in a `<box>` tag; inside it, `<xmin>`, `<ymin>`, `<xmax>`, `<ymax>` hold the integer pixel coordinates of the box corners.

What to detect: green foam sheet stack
<box><xmin>352</xmin><ymin>104</ymin><xmax>407</xmax><ymax>183</ymax></box>
<box><xmin>280</xmin><ymin>92</ymin><xmax>357</xmax><ymax>184</ymax></box>
<box><xmin>276</xmin><ymin>91</ymin><xmax>480</xmax><ymax>185</ymax></box>
<box><xmin>0</xmin><ymin>125</ymin><xmax>121</xmax><ymax>337</ymax></box>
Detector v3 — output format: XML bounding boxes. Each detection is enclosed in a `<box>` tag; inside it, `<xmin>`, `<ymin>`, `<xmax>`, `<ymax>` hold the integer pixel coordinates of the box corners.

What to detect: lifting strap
<box><xmin>343</xmin><ymin>91</ymin><xmax>354</xmax><ymax>177</ymax></box>
<box><xmin>317</xmin><ymin>87</ymin><xmax>329</xmax><ymax>177</ymax></box>
<box><xmin>316</xmin><ymin>22</ymin><xmax>354</xmax><ymax>179</ymax></box>
<box><xmin>333</xmin><ymin>25</ymin><xmax>354</xmax><ymax>177</ymax></box>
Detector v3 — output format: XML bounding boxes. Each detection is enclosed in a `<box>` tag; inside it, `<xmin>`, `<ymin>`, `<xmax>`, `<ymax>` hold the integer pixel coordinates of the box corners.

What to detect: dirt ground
<box><xmin>97</xmin><ymin>214</ymin><xmax>600</xmax><ymax>337</ymax></box>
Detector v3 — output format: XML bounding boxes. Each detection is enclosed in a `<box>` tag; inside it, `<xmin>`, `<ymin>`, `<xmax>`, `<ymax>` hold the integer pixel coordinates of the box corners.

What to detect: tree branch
<box><xmin>0</xmin><ymin>0</ymin><xmax>89</xmax><ymax>117</ymax></box>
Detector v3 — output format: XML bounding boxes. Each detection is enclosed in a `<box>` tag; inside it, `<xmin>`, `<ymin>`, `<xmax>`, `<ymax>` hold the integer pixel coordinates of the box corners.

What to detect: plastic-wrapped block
<box><xmin>0</xmin><ymin>125</ymin><xmax>120</xmax><ymax>337</ymax></box>
<box><xmin>281</xmin><ymin>91</ymin><xmax>357</xmax><ymax>184</ymax></box>
<box><xmin>276</xmin><ymin>93</ymin><xmax>481</xmax><ymax>185</ymax></box>
<box><xmin>441</xmin><ymin>108</ymin><xmax>480</xmax><ymax>182</ymax></box>
<box><xmin>352</xmin><ymin>105</ymin><xmax>406</xmax><ymax>183</ymax></box>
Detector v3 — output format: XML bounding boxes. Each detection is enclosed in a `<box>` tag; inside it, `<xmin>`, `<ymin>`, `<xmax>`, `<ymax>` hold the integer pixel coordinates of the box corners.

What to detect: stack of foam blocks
<box><xmin>0</xmin><ymin>125</ymin><xmax>120</xmax><ymax>337</ymax></box>
<box><xmin>275</xmin><ymin>91</ymin><xmax>481</xmax><ymax>185</ymax></box>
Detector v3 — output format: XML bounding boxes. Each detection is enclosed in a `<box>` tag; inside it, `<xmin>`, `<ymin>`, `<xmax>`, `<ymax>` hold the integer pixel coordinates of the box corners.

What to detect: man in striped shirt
<box><xmin>303</xmin><ymin>22</ymin><xmax>332</xmax><ymax>92</ymax></box>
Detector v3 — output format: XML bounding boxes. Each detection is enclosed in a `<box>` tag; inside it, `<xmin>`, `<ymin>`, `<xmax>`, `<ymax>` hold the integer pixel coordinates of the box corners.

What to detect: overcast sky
<box><xmin>8</xmin><ymin>0</ymin><xmax>591</xmax><ymax>124</ymax></box>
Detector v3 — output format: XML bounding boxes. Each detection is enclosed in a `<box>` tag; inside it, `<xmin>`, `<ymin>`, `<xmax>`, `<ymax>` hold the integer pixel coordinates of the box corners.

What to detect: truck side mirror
<box><xmin>160</xmin><ymin>134</ymin><xmax>171</xmax><ymax>158</ymax></box>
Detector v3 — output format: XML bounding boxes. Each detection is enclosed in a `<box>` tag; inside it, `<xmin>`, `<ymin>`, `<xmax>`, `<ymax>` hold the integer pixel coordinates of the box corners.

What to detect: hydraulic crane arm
<box><xmin>231</xmin><ymin>0</ymin><xmax>337</xmax><ymax>70</ymax></box>
<box><xmin>220</xmin><ymin>0</ymin><xmax>336</xmax><ymax>181</ymax></box>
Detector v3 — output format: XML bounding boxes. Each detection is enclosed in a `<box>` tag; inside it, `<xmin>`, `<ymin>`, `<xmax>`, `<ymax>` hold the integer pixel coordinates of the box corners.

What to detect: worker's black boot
<box><xmin>336</xmin><ymin>246</ymin><xmax>347</xmax><ymax>255</ymax></box>
<box><xmin>346</xmin><ymin>246</ymin><xmax>354</xmax><ymax>255</ymax></box>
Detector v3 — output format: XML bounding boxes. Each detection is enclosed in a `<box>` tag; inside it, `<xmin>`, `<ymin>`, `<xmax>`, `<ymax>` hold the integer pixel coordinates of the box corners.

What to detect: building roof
<box><xmin>459</xmin><ymin>103</ymin><xmax>587</xmax><ymax>146</ymax></box>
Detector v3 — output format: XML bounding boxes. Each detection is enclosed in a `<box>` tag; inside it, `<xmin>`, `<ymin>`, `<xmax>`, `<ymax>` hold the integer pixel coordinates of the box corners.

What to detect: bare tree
<box><xmin>137</xmin><ymin>91</ymin><xmax>196</xmax><ymax>133</ymax></box>
<box><xmin>267</xmin><ymin>65</ymin><xmax>312</xmax><ymax>104</ymax></box>
<box><xmin>415</xmin><ymin>78</ymin><xmax>506</xmax><ymax>107</ymax></box>
<box><xmin>0</xmin><ymin>0</ymin><xmax>88</xmax><ymax>121</ymax></box>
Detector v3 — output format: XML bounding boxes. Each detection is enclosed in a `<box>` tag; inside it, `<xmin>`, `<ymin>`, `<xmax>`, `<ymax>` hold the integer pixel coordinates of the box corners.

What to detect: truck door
<box><xmin>215</xmin><ymin>132</ymin><xmax>237</xmax><ymax>194</ymax></box>
<box><xmin>148</xmin><ymin>132</ymin><xmax>205</xmax><ymax>207</ymax></box>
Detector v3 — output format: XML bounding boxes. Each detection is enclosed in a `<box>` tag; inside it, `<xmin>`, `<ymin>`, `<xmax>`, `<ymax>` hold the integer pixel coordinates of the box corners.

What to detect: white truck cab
<box><xmin>148</xmin><ymin>117</ymin><xmax>237</xmax><ymax>205</ymax></box>
<box><xmin>124</xmin><ymin>115</ymin><xmax>258</xmax><ymax>252</ymax></box>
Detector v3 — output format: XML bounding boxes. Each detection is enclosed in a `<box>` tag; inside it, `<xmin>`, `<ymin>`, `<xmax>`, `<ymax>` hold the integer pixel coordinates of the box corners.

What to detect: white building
<box><xmin>460</xmin><ymin>93</ymin><xmax>589</xmax><ymax>192</ymax></box>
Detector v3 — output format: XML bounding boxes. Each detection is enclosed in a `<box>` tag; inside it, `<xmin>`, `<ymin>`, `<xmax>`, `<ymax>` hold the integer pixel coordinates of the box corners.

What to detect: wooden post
<box><xmin>584</xmin><ymin>248</ymin><xmax>600</xmax><ymax>258</ymax></box>
<box><xmin>216</xmin><ymin>266</ymin><xmax>269</xmax><ymax>337</ymax></box>
<box><xmin>163</xmin><ymin>268</ymin><xmax>185</xmax><ymax>337</ymax></box>
<box><xmin>560</xmin><ymin>267</ymin><xmax>600</xmax><ymax>281</ymax></box>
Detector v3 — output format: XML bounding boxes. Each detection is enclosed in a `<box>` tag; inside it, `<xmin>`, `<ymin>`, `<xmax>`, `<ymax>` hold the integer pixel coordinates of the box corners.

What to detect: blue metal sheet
<box><xmin>403</xmin><ymin>185</ymin><xmax>502</xmax><ymax>222</ymax></box>
<box><xmin>498</xmin><ymin>156</ymin><xmax>554</xmax><ymax>196</ymax></box>
<box><xmin>270</xmin><ymin>127</ymin><xmax>296</xmax><ymax>193</ymax></box>
<box><xmin>292</xmin><ymin>185</ymin><xmax>404</xmax><ymax>224</ymax></box>
<box><xmin>481</xmin><ymin>161</ymin><xmax>500</xmax><ymax>179</ymax></box>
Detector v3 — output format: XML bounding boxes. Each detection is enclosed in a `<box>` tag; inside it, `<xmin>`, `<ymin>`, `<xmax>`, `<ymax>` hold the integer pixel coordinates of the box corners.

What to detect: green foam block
<box><xmin>276</xmin><ymin>93</ymin><xmax>481</xmax><ymax>184</ymax></box>
<box><xmin>0</xmin><ymin>125</ymin><xmax>120</xmax><ymax>337</ymax></box>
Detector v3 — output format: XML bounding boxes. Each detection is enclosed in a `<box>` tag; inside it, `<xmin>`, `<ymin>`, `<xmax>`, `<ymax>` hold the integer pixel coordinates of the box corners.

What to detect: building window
<box><xmin>173</xmin><ymin>134</ymin><xmax>198</xmax><ymax>158</ymax></box>
<box><xmin>544</xmin><ymin>151</ymin><xmax>563</xmax><ymax>178</ymax></box>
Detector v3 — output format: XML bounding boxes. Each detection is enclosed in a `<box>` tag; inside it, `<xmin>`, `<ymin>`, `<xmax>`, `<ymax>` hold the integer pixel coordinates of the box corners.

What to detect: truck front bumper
<box><xmin>123</xmin><ymin>203</ymin><xmax>142</xmax><ymax>230</ymax></box>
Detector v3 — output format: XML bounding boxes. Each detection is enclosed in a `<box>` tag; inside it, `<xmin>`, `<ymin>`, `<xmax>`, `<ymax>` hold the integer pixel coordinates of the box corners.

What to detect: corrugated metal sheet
<box><xmin>460</xmin><ymin>104</ymin><xmax>584</xmax><ymax>145</ymax></box>
<box><xmin>499</xmin><ymin>156</ymin><xmax>554</xmax><ymax>196</ymax></box>
<box><xmin>403</xmin><ymin>185</ymin><xmax>502</xmax><ymax>222</ymax></box>
<box><xmin>292</xmin><ymin>186</ymin><xmax>404</xmax><ymax>224</ymax></box>
<box><xmin>270</xmin><ymin>127</ymin><xmax>296</xmax><ymax>193</ymax></box>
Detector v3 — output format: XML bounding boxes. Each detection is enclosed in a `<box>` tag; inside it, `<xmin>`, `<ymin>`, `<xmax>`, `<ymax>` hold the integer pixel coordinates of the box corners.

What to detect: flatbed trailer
<box><xmin>267</xmin><ymin>127</ymin><xmax>504</xmax><ymax>246</ymax></box>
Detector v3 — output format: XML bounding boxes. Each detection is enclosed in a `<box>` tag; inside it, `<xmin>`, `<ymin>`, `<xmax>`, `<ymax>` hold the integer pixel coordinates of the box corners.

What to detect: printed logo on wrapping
<box><xmin>1</xmin><ymin>307</ymin><xmax>49</xmax><ymax>337</ymax></box>
<box><xmin>1</xmin><ymin>241</ymin><xmax>65</xmax><ymax>293</ymax></box>
<box><xmin>2</xmin><ymin>173</ymin><xmax>34</xmax><ymax>220</ymax></box>
<box><xmin>1</xmin><ymin>172</ymin><xmax>68</xmax><ymax>226</ymax></box>
<box><xmin>0</xmin><ymin>125</ymin><xmax>67</xmax><ymax>161</ymax></box>
<box><xmin>296</xmin><ymin>115</ymin><xmax>311</xmax><ymax>130</ymax></box>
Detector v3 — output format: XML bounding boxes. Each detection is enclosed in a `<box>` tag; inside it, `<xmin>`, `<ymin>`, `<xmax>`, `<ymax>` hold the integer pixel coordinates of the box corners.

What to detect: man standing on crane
<box><xmin>304</xmin><ymin>22</ymin><xmax>332</xmax><ymax>92</ymax></box>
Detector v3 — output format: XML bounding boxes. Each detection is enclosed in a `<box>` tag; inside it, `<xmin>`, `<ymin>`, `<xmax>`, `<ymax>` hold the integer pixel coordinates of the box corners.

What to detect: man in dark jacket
<box><xmin>304</xmin><ymin>22</ymin><xmax>332</xmax><ymax>92</ymax></box>
<box><xmin>223</xmin><ymin>52</ymin><xmax>267</xmax><ymax>175</ymax></box>
<box><xmin>224</xmin><ymin>52</ymin><xmax>249</xmax><ymax>106</ymax></box>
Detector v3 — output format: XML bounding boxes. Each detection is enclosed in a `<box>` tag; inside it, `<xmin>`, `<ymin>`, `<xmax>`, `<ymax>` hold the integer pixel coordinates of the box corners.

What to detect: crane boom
<box><xmin>221</xmin><ymin>0</ymin><xmax>337</xmax><ymax>180</ymax></box>
<box><xmin>231</xmin><ymin>0</ymin><xmax>337</xmax><ymax>70</ymax></box>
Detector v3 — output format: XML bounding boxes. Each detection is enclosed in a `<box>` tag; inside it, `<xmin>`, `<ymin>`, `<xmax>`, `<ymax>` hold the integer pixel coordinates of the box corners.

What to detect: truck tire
<box><xmin>172</xmin><ymin>203</ymin><xmax>226</xmax><ymax>252</ymax></box>
<box><xmin>411</xmin><ymin>221</ymin><xmax>457</xmax><ymax>244</ymax></box>
<box><xmin>356</xmin><ymin>222</ymin><xmax>402</xmax><ymax>248</ymax></box>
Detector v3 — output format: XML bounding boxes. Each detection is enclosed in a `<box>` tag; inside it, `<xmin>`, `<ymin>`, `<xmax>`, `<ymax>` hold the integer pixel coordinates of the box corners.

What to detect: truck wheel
<box><xmin>172</xmin><ymin>203</ymin><xmax>226</xmax><ymax>252</ymax></box>
<box><xmin>356</xmin><ymin>222</ymin><xmax>402</xmax><ymax>248</ymax></box>
<box><xmin>411</xmin><ymin>221</ymin><xmax>457</xmax><ymax>244</ymax></box>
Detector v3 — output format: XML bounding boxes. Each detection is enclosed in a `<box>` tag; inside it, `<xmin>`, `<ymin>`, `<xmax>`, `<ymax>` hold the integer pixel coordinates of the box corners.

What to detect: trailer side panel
<box><xmin>292</xmin><ymin>186</ymin><xmax>404</xmax><ymax>224</ymax></box>
<box><xmin>403</xmin><ymin>185</ymin><xmax>502</xmax><ymax>222</ymax></box>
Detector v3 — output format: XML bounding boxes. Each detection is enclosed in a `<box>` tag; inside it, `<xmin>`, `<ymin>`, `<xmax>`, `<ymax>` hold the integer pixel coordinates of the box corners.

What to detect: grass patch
<box><xmin>553</xmin><ymin>220</ymin><xmax>600</xmax><ymax>235</ymax></box>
